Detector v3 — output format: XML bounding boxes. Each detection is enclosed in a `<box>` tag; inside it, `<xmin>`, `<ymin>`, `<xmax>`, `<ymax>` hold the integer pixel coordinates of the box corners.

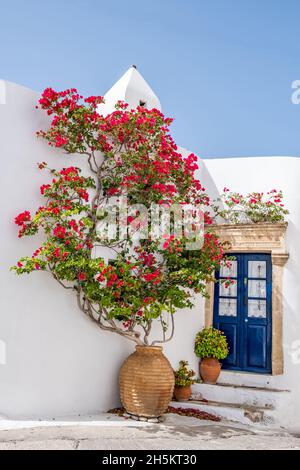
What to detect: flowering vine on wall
<box><xmin>212</xmin><ymin>188</ymin><xmax>289</xmax><ymax>224</ymax></box>
<box><xmin>11</xmin><ymin>88</ymin><xmax>226</xmax><ymax>346</ymax></box>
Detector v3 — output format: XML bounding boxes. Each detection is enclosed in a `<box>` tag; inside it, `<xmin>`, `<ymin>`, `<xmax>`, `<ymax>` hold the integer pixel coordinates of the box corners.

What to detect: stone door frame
<box><xmin>205</xmin><ymin>222</ymin><xmax>289</xmax><ymax>375</ymax></box>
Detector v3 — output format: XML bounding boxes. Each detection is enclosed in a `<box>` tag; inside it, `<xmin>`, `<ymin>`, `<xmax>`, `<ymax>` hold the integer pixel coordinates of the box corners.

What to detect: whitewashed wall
<box><xmin>0</xmin><ymin>81</ymin><xmax>299</xmax><ymax>427</ymax></box>
<box><xmin>0</xmin><ymin>82</ymin><xmax>202</xmax><ymax>418</ymax></box>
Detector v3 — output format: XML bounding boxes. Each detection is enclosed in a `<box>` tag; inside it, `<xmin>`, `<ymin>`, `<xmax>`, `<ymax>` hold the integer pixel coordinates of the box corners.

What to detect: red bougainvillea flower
<box><xmin>76</xmin><ymin>188</ymin><xmax>89</xmax><ymax>202</ymax></box>
<box><xmin>37</xmin><ymin>162</ymin><xmax>47</xmax><ymax>170</ymax></box>
<box><xmin>40</xmin><ymin>184</ymin><xmax>51</xmax><ymax>195</ymax></box>
<box><xmin>12</xmin><ymin>85</ymin><xmax>234</xmax><ymax>347</ymax></box>
<box><xmin>142</xmin><ymin>270</ymin><xmax>161</xmax><ymax>283</ymax></box>
<box><xmin>162</xmin><ymin>235</ymin><xmax>175</xmax><ymax>250</ymax></box>
<box><xmin>55</xmin><ymin>136</ymin><xmax>69</xmax><ymax>147</ymax></box>
<box><xmin>14</xmin><ymin>211</ymin><xmax>31</xmax><ymax>226</ymax></box>
<box><xmin>214</xmin><ymin>188</ymin><xmax>288</xmax><ymax>224</ymax></box>
<box><xmin>84</xmin><ymin>96</ymin><xmax>104</xmax><ymax>106</ymax></box>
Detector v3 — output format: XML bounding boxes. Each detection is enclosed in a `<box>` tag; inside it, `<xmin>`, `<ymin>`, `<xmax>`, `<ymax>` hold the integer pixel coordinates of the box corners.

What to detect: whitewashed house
<box><xmin>0</xmin><ymin>67</ymin><xmax>299</xmax><ymax>428</ymax></box>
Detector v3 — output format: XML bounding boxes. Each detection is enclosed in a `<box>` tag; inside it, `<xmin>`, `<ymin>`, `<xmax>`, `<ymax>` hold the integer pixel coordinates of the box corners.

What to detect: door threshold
<box><xmin>222</xmin><ymin>370</ymin><xmax>272</xmax><ymax>376</ymax></box>
<box><xmin>219</xmin><ymin>370</ymin><xmax>278</xmax><ymax>388</ymax></box>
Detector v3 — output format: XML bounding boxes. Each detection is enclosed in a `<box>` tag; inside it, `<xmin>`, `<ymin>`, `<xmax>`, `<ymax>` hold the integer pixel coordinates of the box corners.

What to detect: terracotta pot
<box><xmin>119</xmin><ymin>345</ymin><xmax>175</xmax><ymax>418</ymax></box>
<box><xmin>199</xmin><ymin>357</ymin><xmax>221</xmax><ymax>384</ymax></box>
<box><xmin>174</xmin><ymin>385</ymin><xmax>192</xmax><ymax>402</ymax></box>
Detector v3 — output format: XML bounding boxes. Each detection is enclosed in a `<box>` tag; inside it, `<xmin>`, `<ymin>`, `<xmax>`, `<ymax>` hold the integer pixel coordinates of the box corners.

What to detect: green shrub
<box><xmin>194</xmin><ymin>327</ymin><xmax>229</xmax><ymax>360</ymax></box>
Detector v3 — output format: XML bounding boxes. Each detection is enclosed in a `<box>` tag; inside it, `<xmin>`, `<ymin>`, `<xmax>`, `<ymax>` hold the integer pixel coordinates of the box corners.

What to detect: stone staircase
<box><xmin>171</xmin><ymin>382</ymin><xmax>291</xmax><ymax>426</ymax></box>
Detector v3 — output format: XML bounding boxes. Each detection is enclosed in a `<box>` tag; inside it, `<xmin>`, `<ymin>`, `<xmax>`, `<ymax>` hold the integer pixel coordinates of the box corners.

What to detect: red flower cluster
<box><xmin>60</xmin><ymin>166</ymin><xmax>79</xmax><ymax>177</ymax></box>
<box><xmin>162</xmin><ymin>235</ymin><xmax>175</xmax><ymax>250</ymax></box>
<box><xmin>184</xmin><ymin>153</ymin><xmax>199</xmax><ymax>173</ymax></box>
<box><xmin>84</xmin><ymin>96</ymin><xmax>104</xmax><ymax>106</ymax></box>
<box><xmin>77</xmin><ymin>188</ymin><xmax>89</xmax><ymax>202</ymax></box>
<box><xmin>15</xmin><ymin>211</ymin><xmax>31</xmax><ymax>226</ymax></box>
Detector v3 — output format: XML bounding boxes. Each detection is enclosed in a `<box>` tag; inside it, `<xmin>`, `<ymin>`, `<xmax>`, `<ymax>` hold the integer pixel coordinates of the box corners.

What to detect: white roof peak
<box><xmin>98</xmin><ymin>66</ymin><xmax>161</xmax><ymax>115</ymax></box>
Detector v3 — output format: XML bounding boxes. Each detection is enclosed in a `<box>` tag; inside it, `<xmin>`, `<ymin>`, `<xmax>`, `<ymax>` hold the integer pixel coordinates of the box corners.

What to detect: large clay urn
<box><xmin>119</xmin><ymin>345</ymin><xmax>175</xmax><ymax>418</ymax></box>
<box><xmin>199</xmin><ymin>357</ymin><xmax>221</xmax><ymax>384</ymax></box>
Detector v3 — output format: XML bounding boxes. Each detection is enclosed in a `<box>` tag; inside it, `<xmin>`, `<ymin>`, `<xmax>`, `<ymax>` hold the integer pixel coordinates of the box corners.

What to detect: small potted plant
<box><xmin>173</xmin><ymin>360</ymin><xmax>197</xmax><ymax>401</ymax></box>
<box><xmin>194</xmin><ymin>327</ymin><xmax>229</xmax><ymax>384</ymax></box>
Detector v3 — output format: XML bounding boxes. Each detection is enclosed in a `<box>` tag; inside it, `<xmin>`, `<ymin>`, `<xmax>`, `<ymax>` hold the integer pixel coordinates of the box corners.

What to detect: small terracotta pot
<box><xmin>119</xmin><ymin>345</ymin><xmax>174</xmax><ymax>418</ymax></box>
<box><xmin>174</xmin><ymin>385</ymin><xmax>192</xmax><ymax>402</ymax></box>
<box><xmin>200</xmin><ymin>357</ymin><xmax>221</xmax><ymax>384</ymax></box>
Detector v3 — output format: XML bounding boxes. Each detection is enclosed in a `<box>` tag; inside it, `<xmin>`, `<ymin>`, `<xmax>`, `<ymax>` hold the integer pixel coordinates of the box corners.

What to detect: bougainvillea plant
<box><xmin>194</xmin><ymin>327</ymin><xmax>229</xmax><ymax>360</ymax></box>
<box><xmin>212</xmin><ymin>188</ymin><xmax>289</xmax><ymax>224</ymax></box>
<box><xmin>11</xmin><ymin>87</ymin><xmax>226</xmax><ymax>346</ymax></box>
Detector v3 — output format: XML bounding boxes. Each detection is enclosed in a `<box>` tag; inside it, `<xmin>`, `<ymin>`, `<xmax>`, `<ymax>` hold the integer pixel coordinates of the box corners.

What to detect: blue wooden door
<box><xmin>213</xmin><ymin>253</ymin><xmax>272</xmax><ymax>374</ymax></box>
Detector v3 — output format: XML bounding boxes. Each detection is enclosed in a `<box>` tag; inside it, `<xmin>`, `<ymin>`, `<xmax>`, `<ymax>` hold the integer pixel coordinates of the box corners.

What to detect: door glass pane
<box><xmin>248</xmin><ymin>261</ymin><xmax>266</xmax><ymax>279</ymax></box>
<box><xmin>220</xmin><ymin>260</ymin><xmax>237</xmax><ymax>278</ymax></box>
<box><xmin>248</xmin><ymin>299</ymin><xmax>266</xmax><ymax>318</ymax></box>
<box><xmin>248</xmin><ymin>280</ymin><xmax>266</xmax><ymax>298</ymax></box>
<box><xmin>219</xmin><ymin>280</ymin><xmax>237</xmax><ymax>297</ymax></box>
<box><xmin>219</xmin><ymin>298</ymin><xmax>237</xmax><ymax>317</ymax></box>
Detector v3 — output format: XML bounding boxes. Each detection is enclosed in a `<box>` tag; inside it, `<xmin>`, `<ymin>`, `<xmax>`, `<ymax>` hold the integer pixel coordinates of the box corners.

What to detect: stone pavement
<box><xmin>0</xmin><ymin>413</ymin><xmax>299</xmax><ymax>450</ymax></box>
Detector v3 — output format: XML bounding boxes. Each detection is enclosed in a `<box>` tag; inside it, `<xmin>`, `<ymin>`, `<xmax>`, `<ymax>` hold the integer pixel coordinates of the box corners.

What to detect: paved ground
<box><xmin>0</xmin><ymin>413</ymin><xmax>299</xmax><ymax>450</ymax></box>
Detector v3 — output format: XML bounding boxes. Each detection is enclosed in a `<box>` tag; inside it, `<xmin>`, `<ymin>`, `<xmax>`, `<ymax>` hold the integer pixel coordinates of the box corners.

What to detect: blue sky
<box><xmin>1</xmin><ymin>0</ymin><xmax>300</xmax><ymax>158</ymax></box>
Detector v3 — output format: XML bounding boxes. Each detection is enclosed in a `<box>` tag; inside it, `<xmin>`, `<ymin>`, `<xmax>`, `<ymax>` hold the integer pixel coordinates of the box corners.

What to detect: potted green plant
<box><xmin>194</xmin><ymin>327</ymin><xmax>229</xmax><ymax>384</ymax></box>
<box><xmin>173</xmin><ymin>360</ymin><xmax>197</xmax><ymax>401</ymax></box>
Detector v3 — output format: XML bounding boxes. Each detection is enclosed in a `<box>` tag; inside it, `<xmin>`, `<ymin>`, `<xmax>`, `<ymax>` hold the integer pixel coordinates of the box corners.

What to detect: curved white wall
<box><xmin>0</xmin><ymin>82</ymin><xmax>198</xmax><ymax>418</ymax></box>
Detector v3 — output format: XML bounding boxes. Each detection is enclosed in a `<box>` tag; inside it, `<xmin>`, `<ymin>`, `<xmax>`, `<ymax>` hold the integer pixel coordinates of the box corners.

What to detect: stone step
<box><xmin>191</xmin><ymin>383</ymin><xmax>290</xmax><ymax>409</ymax></box>
<box><xmin>170</xmin><ymin>399</ymin><xmax>275</xmax><ymax>425</ymax></box>
<box><xmin>218</xmin><ymin>370</ymin><xmax>278</xmax><ymax>388</ymax></box>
